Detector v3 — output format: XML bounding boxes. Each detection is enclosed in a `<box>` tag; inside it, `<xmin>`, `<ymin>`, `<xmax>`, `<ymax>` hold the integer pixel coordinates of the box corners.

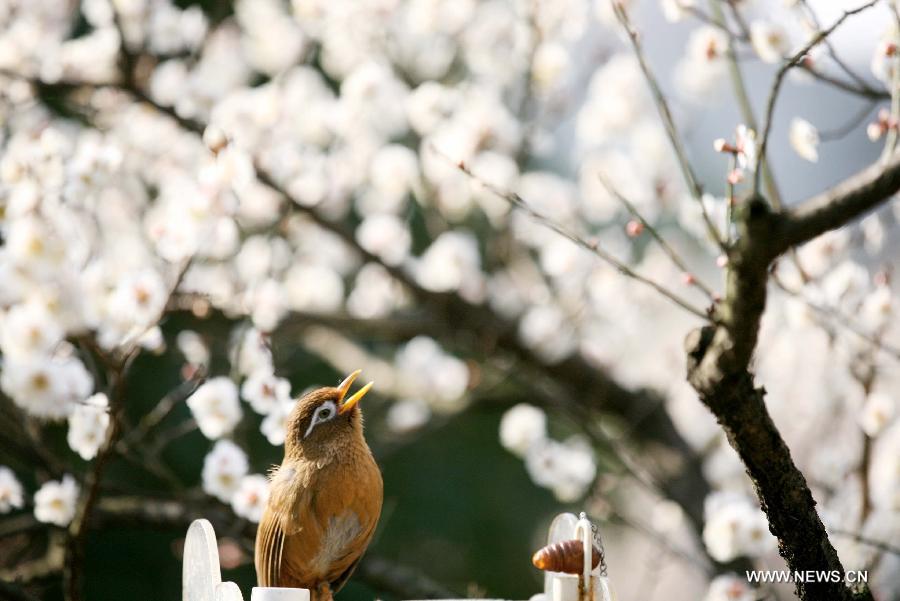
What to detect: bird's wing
<box><xmin>256</xmin><ymin>463</ymin><xmax>314</xmax><ymax>586</ymax></box>
<box><xmin>329</xmin><ymin>554</ymin><xmax>363</xmax><ymax>594</ymax></box>
<box><xmin>255</xmin><ymin>505</ymin><xmax>285</xmax><ymax>587</ymax></box>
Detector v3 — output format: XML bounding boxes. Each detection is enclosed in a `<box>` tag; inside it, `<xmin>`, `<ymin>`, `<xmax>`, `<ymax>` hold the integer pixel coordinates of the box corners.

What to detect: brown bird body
<box><xmin>256</xmin><ymin>371</ymin><xmax>383</xmax><ymax>601</ymax></box>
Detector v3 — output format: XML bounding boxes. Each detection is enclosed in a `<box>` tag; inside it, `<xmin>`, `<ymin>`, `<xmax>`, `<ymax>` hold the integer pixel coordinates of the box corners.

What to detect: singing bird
<box><xmin>255</xmin><ymin>370</ymin><xmax>383</xmax><ymax>601</ymax></box>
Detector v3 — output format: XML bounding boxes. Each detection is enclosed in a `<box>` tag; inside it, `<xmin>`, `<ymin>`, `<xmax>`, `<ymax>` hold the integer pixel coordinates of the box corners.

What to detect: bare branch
<box><xmin>612</xmin><ymin>2</ymin><xmax>728</xmax><ymax>254</ymax></box>
<box><xmin>755</xmin><ymin>0</ymin><xmax>881</xmax><ymax>196</ymax></box>
<box><xmin>596</xmin><ymin>174</ymin><xmax>718</xmax><ymax>300</ymax></box>
<box><xmin>447</xmin><ymin>154</ymin><xmax>713</xmax><ymax>320</ymax></box>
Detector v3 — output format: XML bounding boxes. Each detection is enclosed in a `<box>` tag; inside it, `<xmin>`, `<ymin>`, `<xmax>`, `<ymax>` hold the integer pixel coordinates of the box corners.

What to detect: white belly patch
<box><xmin>312</xmin><ymin>512</ymin><xmax>362</xmax><ymax>574</ymax></box>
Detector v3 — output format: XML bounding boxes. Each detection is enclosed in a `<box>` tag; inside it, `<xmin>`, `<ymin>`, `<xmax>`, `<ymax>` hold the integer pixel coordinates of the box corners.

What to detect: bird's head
<box><xmin>285</xmin><ymin>370</ymin><xmax>373</xmax><ymax>458</ymax></box>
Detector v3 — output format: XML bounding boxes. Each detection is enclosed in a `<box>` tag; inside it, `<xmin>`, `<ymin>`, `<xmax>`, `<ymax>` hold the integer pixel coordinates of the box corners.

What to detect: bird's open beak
<box><xmin>337</xmin><ymin>370</ymin><xmax>374</xmax><ymax>415</ymax></box>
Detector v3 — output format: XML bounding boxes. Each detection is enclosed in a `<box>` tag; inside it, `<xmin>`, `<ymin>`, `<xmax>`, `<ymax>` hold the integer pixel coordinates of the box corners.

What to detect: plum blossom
<box><xmin>704</xmin><ymin>574</ymin><xmax>754</xmax><ymax>601</ymax></box>
<box><xmin>1</xmin><ymin>354</ymin><xmax>93</xmax><ymax>420</ymax></box>
<box><xmin>241</xmin><ymin>371</ymin><xmax>292</xmax><ymax>415</ymax></box>
<box><xmin>415</xmin><ymin>231</ymin><xmax>484</xmax><ymax>300</ymax></box>
<box><xmin>202</xmin><ymin>440</ymin><xmax>249</xmax><ymax>503</ymax></box>
<box><xmin>187</xmin><ymin>377</ymin><xmax>243</xmax><ymax>440</ymax></box>
<box><xmin>0</xmin><ymin>467</ymin><xmax>24</xmax><ymax>513</ymax></box>
<box><xmin>859</xmin><ymin>393</ymin><xmax>895</xmax><ymax>437</ymax></box>
<box><xmin>394</xmin><ymin>336</ymin><xmax>469</xmax><ymax>412</ymax></box>
<box><xmin>750</xmin><ymin>20</ymin><xmax>790</xmax><ymax>64</ymax></box>
<box><xmin>675</xmin><ymin>26</ymin><xmax>729</xmax><ymax>99</ymax></box>
<box><xmin>789</xmin><ymin>118</ymin><xmax>819</xmax><ymax>163</ymax></box>
<box><xmin>525</xmin><ymin>437</ymin><xmax>597</xmax><ymax>502</ymax></box>
<box><xmin>260</xmin><ymin>398</ymin><xmax>297</xmax><ymax>446</ymax></box>
<box><xmin>67</xmin><ymin>393</ymin><xmax>110</xmax><ymax>460</ymax></box>
<box><xmin>702</xmin><ymin>493</ymin><xmax>776</xmax><ymax>561</ymax></box>
<box><xmin>499</xmin><ymin>404</ymin><xmax>548</xmax><ymax>457</ymax></box>
<box><xmin>34</xmin><ymin>475</ymin><xmax>79</xmax><ymax>526</ymax></box>
<box><xmin>386</xmin><ymin>399</ymin><xmax>432</xmax><ymax>434</ymax></box>
<box><xmin>231</xmin><ymin>474</ymin><xmax>270</xmax><ymax>522</ymax></box>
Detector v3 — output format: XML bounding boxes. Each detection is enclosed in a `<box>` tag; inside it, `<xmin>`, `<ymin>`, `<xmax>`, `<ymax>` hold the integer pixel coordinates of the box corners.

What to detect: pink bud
<box><xmin>716</xmin><ymin>255</ymin><xmax>729</xmax><ymax>268</ymax></box>
<box><xmin>868</xmin><ymin>122</ymin><xmax>884</xmax><ymax>142</ymax></box>
<box><xmin>681</xmin><ymin>272</ymin><xmax>696</xmax><ymax>286</ymax></box>
<box><xmin>625</xmin><ymin>220</ymin><xmax>644</xmax><ymax>237</ymax></box>
<box><xmin>727</xmin><ymin>169</ymin><xmax>744</xmax><ymax>185</ymax></box>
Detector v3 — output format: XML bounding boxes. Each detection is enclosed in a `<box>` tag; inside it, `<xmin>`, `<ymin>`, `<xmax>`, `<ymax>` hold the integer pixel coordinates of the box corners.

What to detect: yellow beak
<box><xmin>336</xmin><ymin>370</ymin><xmax>374</xmax><ymax>415</ymax></box>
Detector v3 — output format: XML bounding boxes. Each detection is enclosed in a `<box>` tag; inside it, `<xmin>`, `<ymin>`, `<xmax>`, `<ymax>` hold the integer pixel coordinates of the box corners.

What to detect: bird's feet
<box><xmin>313</xmin><ymin>582</ymin><xmax>334</xmax><ymax>601</ymax></box>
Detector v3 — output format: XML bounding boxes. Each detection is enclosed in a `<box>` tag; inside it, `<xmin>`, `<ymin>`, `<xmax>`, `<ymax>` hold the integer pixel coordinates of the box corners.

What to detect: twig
<box><xmin>708</xmin><ymin>0</ymin><xmax>786</xmax><ymax>212</ymax></box>
<box><xmin>147</xmin><ymin>419</ymin><xmax>199</xmax><ymax>456</ymax></box>
<box><xmin>0</xmin><ymin>514</ymin><xmax>42</xmax><ymax>540</ymax></box>
<box><xmin>881</xmin><ymin>6</ymin><xmax>900</xmax><ymax>162</ymax></box>
<box><xmin>830</xmin><ymin>529</ymin><xmax>900</xmax><ymax>557</ymax></box>
<box><xmin>0</xmin><ymin>534</ymin><xmax>65</xmax><ymax>583</ymax></box>
<box><xmin>755</xmin><ymin>0</ymin><xmax>881</xmax><ymax>196</ymax></box>
<box><xmin>797</xmin><ymin>0</ymin><xmax>881</xmax><ymax>92</ymax></box>
<box><xmin>447</xmin><ymin>152</ymin><xmax>713</xmax><ymax>321</ymax></box>
<box><xmin>819</xmin><ymin>102</ymin><xmax>879</xmax><ymax>142</ymax></box>
<box><xmin>596</xmin><ymin>173</ymin><xmax>718</xmax><ymax>301</ymax></box>
<box><xmin>772</xmin><ymin>275</ymin><xmax>900</xmax><ymax>361</ymax></box>
<box><xmin>63</xmin><ymin>349</ymin><xmax>138</xmax><ymax>601</ymax></box>
<box><xmin>117</xmin><ymin>371</ymin><xmax>206</xmax><ymax>453</ymax></box>
<box><xmin>801</xmin><ymin>66</ymin><xmax>890</xmax><ymax>100</ymax></box>
<box><xmin>611</xmin><ymin>2</ymin><xmax>728</xmax><ymax>254</ymax></box>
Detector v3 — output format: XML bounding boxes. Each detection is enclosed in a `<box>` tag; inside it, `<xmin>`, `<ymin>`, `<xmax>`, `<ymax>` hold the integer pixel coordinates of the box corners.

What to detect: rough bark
<box><xmin>684</xmin><ymin>148</ymin><xmax>900</xmax><ymax>600</ymax></box>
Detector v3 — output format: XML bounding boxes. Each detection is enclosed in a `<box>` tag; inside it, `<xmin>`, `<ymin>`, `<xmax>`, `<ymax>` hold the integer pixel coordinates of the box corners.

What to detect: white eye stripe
<box><xmin>303</xmin><ymin>400</ymin><xmax>338</xmax><ymax>438</ymax></box>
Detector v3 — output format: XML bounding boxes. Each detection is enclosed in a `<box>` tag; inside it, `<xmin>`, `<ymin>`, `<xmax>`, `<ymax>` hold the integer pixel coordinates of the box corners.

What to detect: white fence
<box><xmin>181</xmin><ymin>513</ymin><xmax>615</xmax><ymax>601</ymax></box>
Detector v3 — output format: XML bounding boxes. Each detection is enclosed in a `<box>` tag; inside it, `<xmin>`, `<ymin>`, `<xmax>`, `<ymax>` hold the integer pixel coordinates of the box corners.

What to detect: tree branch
<box><xmin>779</xmin><ymin>151</ymin><xmax>900</xmax><ymax>251</ymax></box>
<box><xmin>684</xmin><ymin>137</ymin><xmax>900</xmax><ymax>599</ymax></box>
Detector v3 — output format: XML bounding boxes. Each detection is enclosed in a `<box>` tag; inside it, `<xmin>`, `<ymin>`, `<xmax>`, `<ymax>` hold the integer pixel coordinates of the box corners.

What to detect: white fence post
<box><xmin>182</xmin><ymin>519</ymin><xmax>309</xmax><ymax>601</ymax></box>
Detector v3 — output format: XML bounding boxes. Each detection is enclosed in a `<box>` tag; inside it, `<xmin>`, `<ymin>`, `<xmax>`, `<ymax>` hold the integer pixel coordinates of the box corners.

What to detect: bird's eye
<box><xmin>303</xmin><ymin>400</ymin><xmax>338</xmax><ymax>438</ymax></box>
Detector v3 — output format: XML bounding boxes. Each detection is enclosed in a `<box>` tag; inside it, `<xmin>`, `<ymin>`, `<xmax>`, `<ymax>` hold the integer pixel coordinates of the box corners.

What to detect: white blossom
<box><xmin>499</xmin><ymin>404</ymin><xmax>547</xmax><ymax>457</ymax></box>
<box><xmin>702</xmin><ymin>493</ymin><xmax>776</xmax><ymax>561</ymax></box>
<box><xmin>386</xmin><ymin>399</ymin><xmax>432</xmax><ymax>434</ymax></box>
<box><xmin>661</xmin><ymin>0</ymin><xmax>695</xmax><ymax>22</ymax></box>
<box><xmin>261</xmin><ymin>398</ymin><xmax>297</xmax><ymax>446</ymax></box>
<box><xmin>202</xmin><ymin>440</ymin><xmax>249</xmax><ymax>503</ymax></box>
<box><xmin>704</xmin><ymin>574</ymin><xmax>754</xmax><ymax>601</ymax></box>
<box><xmin>859</xmin><ymin>393</ymin><xmax>895</xmax><ymax>437</ymax></box>
<box><xmin>187</xmin><ymin>377</ymin><xmax>243</xmax><ymax>440</ymax></box>
<box><xmin>415</xmin><ymin>231</ymin><xmax>483</xmax><ymax>299</ymax></box>
<box><xmin>34</xmin><ymin>475</ymin><xmax>79</xmax><ymax>526</ymax></box>
<box><xmin>241</xmin><ymin>370</ymin><xmax>292</xmax><ymax>415</ymax></box>
<box><xmin>750</xmin><ymin>21</ymin><xmax>790</xmax><ymax>64</ymax></box>
<box><xmin>176</xmin><ymin>330</ymin><xmax>210</xmax><ymax>368</ymax></box>
<box><xmin>789</xmin><ymin>118</ymin><xmax>819</xmax><ymax>163</ymax></box>
<box><xmin>1</xmin><ymin>354</ymin><xmax>93</xmax><ymax>420</ymax></box>
<box><xmin>394</xmin><ymin>336</ymin><xmax>469</xmax><ymax>411</ymax></box>
<box><xmin>0</xmin><ymin>467</ymin><xmax>25</xmax><ymax>513</ymax></box>
<box><xmin>525</xmin><ymin>437</ymin><xmax>596</xmax><ymax>502</ymax></box>
<box><xmin>67</xmin><ymin>393</ymin><xmax>110</xmax><ymax>460</ymax></box>
<box><xmin>231</xmin><ymin>474</ymin><xmax>270</xmax><ymax>522</ymax></box>
<box><xmin>356</xmin><ymin>214</ymin><xmax>412</xmax><ymax>266</ymax></box>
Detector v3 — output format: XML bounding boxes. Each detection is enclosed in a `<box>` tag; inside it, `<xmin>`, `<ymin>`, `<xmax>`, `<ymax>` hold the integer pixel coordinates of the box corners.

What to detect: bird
<box><xmin>255</xmin><ymin>370</ymin><xmax>383</xmax><ymax>601</ymax></box>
